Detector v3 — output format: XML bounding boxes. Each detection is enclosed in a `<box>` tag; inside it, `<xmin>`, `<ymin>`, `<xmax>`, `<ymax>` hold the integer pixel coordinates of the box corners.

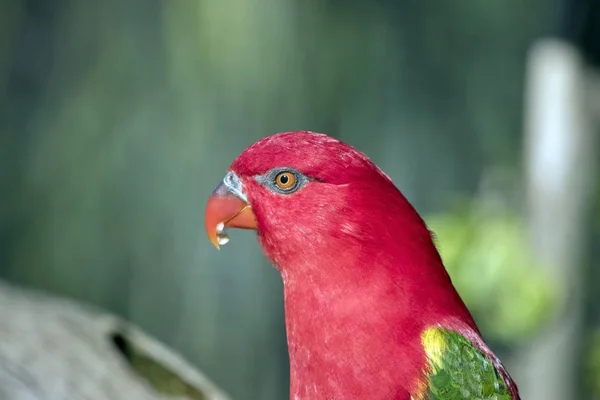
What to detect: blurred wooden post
<box><xmin>514</xmin><ymin>39</ymin><xmax>598</xmax><ymax>400</ymax></box>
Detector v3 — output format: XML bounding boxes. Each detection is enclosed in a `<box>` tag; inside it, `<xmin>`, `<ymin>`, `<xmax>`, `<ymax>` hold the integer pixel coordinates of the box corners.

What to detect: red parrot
<box><xmin>205</xmin><ymin>131</ymin><xmax>520</xmax><ymax>400</ymax></box>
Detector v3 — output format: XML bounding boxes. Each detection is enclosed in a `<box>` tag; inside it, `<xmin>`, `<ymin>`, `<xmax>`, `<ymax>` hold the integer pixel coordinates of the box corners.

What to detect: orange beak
<box><xmin>205</xmin><ymin>171</ymin><xmax>257</xmax><ymax>249</ymax></box>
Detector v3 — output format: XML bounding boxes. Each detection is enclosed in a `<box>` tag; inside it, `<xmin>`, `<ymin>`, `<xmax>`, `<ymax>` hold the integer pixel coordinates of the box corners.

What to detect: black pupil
<box><xmin>279</xmin><ymin>174</ymin><xmax>289</xmax><ymax>185</ymax></box>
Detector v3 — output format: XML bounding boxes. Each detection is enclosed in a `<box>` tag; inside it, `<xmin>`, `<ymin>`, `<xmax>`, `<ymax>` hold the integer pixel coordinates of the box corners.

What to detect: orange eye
<box><xmin>275</xmin><ymin>171</ymin><xmax>296</xmax><ymax>190</ymax></box>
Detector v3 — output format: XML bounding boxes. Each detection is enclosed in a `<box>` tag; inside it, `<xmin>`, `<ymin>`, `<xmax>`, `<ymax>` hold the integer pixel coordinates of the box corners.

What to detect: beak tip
<box><xmin>205</xmin><ymin>177</ymin><xmax>257</xmax><ymax>250</ymax></box>
<box><xmin>207</xmin><ymin>231</ymin><xmax>221</xmax><ymax>250</ymax></box>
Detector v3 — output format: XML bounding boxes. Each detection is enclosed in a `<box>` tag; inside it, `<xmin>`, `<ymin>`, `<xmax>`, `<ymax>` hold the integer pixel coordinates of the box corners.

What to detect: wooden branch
<box><xmin>0</xmin><ymin>279</ymin><xmax>232</xmax><ymax>400</ymax></box>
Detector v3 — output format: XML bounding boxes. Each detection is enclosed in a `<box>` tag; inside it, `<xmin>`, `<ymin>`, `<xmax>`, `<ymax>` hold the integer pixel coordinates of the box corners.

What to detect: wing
<box><xmin>412</xmin><ymin>326</ymin><xmax>514</xmax><ymax>400</ymax></box>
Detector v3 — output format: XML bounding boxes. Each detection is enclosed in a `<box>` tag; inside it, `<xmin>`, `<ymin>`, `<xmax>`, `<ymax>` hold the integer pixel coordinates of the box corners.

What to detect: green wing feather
<box><xmin>418</xmin><ymin>327</ymin><xmax>511</xmax><ymax>400</ymax></box>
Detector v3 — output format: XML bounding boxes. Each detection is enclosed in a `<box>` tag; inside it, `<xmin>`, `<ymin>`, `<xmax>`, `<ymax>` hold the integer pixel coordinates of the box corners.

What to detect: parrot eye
<box><xmin>256</xmin><ymin>168</ymin><xmax>308</xmax><ymax>194</ymax></box>
<box><xmin>275</xmin><ymin>172</ymin><xmax>295</xmax><ymax>189</ymax></box>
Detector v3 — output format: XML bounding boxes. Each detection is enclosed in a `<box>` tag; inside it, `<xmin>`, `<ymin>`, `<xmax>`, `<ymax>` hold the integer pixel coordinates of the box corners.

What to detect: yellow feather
<box><xmin>421</xmin><ymin>326</ymin><xmax>447</xmax><ymax>372</ymax></box>
<box><xmin>411</xmin><ymin>327</ymin><xmax>449</xmax><ymax>399</ymax></box>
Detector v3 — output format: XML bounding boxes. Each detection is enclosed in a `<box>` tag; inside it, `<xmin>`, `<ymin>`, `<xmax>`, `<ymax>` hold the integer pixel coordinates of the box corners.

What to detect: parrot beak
<box><xmin>205</xmin><ymin>171</ymin><xmax>257</xmax><ymax>249</ymax></box>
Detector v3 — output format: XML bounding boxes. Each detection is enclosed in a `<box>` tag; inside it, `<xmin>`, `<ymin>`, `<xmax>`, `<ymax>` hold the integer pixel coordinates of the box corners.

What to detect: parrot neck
<box><xmin>278</xmin><ymin>223</ymin><xmax>477</xmax><ymax>399</ymax></box>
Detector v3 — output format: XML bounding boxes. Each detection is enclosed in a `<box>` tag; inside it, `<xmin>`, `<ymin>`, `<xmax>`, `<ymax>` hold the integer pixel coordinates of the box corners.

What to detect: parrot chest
<box><xmin>283</xmin><ymin>282</ymin><xmax>424</xmax><ymax>400</ymax></box>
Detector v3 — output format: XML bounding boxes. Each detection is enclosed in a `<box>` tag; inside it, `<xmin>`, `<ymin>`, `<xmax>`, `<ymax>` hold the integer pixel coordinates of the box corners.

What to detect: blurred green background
<box><xmin>1</xmin><ymin>0</ymin><xmax>599</xmax><ymax>399</ymax></box>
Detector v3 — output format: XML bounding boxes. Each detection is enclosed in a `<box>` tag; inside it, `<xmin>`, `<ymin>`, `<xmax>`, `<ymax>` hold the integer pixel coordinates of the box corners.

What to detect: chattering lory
<box><xmin>204</xmin><ymin>131</ymin><xmax>520</xmax><ymax>400</ymax></box>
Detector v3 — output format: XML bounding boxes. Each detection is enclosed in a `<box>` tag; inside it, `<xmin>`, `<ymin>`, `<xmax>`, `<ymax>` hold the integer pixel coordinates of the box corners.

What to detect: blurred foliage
<box><xmin>596</xmin><ymin>184</ymin><xmax>600</xmax><ymax>229</ymax></box>
<box><xmin>588</xmin><ymin>185</ymin><xmax>600</xmax><ymax>399</ymax></box>
<box><xmin>587</xmin><ymin>331</ymin><xmax>600</xmax><ymax>399</ymax></box>
<box><xmin>427</xmin><ymin>178</ymin><xmax>559</xmax><ymax>343</ymax></box>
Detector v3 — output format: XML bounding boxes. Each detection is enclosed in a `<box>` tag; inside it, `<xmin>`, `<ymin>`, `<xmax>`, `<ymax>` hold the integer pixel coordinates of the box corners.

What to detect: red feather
<box><xmin>230</xmin><ymin>131</ymin><xmax>519</xmax><ymax>399</ymax></box>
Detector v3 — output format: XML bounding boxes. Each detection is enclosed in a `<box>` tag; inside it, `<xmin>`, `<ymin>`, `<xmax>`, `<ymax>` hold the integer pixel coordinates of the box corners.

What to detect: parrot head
<box><xmin>205</xmin><ymin>130</ymin><xmax>430</xmax><ymax>272</ymax></box>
